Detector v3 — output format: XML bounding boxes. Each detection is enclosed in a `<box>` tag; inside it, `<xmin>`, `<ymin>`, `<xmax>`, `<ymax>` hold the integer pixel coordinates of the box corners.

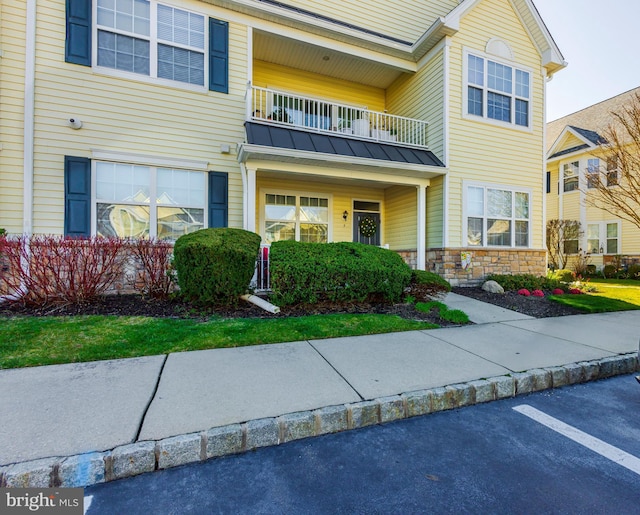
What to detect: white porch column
<box><xmin>245</xmin><ymin>167</ymin><xmax>257</xmax><ymax>233</ymax></box>
<box><xmin>417</xmin><ymin>184</ymin><xmax>427</xmax><ymax>270</ymax></box>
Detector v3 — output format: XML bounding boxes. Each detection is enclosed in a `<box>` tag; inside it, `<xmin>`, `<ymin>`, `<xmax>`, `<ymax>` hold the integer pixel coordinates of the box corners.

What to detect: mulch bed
<box><xmin>0</xmin><ymin>286</ymin><xmax>582</xmax><ymax>325</ymax></box>
<box><xmin>451</xmin><ymin>287</ymin><xmax>584</xmax><ymax>318</ymax></box>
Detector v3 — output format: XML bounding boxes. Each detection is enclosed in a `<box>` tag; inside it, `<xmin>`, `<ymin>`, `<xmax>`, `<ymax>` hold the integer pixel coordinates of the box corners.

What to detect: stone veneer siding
<box><xmin>397</xmin><ymin>248</ymin><xmax>547</xmax><ymax>287</ymax></box>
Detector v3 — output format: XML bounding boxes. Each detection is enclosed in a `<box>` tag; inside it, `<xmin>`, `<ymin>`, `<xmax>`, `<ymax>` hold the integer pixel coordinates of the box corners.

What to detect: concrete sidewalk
<box><xmin>1</xmin><ymin>294</ymin><xmax>638</xmax><ymax>488</ymax></box>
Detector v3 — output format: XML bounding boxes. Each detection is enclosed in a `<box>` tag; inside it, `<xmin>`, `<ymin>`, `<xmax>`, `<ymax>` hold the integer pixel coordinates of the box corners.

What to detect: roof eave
<box><xmin>237</xmin><ymin>143</ymin><xmax>448</xmax><ymax>179</ymax></box>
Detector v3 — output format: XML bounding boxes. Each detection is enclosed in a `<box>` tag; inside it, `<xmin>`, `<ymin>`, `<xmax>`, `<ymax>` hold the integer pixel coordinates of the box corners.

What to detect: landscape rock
<box><xmin>481</xmin><ymin>280</ymin><xmax>504</xmax><ymax>294</ymax></box>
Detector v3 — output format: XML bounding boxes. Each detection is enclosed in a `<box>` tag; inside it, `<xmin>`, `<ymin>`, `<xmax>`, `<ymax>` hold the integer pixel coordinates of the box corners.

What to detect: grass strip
<box><xmin>0</xmin><ymin>314</ymin><xmax>438</xmax><ymax>369</ymax></box>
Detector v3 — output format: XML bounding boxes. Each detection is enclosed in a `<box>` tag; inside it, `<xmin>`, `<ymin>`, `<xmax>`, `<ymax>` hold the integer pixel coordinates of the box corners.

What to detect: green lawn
<box><xmin>0</xmin><ymin>314</ymin><xmax>438</xmax><ymax>369</ymax></box>
<box><xmin>550</xmin><ymin>278</ymin><xmax>640</xmax><ymax>313</ymax></box>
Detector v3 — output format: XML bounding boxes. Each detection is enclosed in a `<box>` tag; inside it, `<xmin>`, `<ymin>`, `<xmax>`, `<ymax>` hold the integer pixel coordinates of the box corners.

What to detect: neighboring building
<box><xmin>546</xmin><ymin>87</ymin><xmax>640</xmax><ymax>270</ymax></box>
<box><xmin>0</xmin><ymin>0</ymin><xmax>564</xmax><ymax>285</ymax></box>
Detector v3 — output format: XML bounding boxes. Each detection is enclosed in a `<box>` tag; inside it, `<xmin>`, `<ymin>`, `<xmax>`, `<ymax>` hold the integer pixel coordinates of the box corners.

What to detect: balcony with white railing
<box><xmin>247</xmin><ymin>85</ymin><xmax>429</xmax><ymax>149</ymax></box>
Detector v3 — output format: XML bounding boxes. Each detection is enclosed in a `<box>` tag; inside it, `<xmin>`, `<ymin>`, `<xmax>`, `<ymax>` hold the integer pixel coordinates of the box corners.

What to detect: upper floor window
<box><xmin>586</xmin><ymin>158</ymin><xmax>600</xmax><ymax>189</ymax></box>
<box><xmin>465</xmin><ymin>51</ymin><xmax>531</xmax><ymax>128</ymax></box>
<box><xmin>465</xmin><ymin>184</ymin><xmax>530</xmax><ymax>247</ymax></box>
<box><xmin>563</xmin><ymin>161</ymin><xmax>579</xmax><ymax>192</ymax></box>
<box><xmin>606</xmin><ymin>157</ymin><xmax>619</xmax><ymax>186</ymax></box>
<box><xmin>96</xmin><ymin>0</ymin><xmax>206</xmax><ymax>87</ymax></box>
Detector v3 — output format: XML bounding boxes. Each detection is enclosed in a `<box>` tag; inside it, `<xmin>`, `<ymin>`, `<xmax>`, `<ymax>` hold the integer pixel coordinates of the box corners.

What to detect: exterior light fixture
<box><xmin>599</xmin><ymin>245</ymin><xmax>604</xmax><ymax>254</ymax></box>
<box><xmin>342</xmin><ymin>210</ymin><xmax>348</xmax><ymax>221</ymax></box>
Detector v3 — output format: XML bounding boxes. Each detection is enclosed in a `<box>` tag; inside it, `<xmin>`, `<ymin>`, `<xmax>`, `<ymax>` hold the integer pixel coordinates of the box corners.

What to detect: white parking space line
<box><xmin>513</xmin><ymin>404</ymin><xmax>640</xmax><ymax>476</ymax></box>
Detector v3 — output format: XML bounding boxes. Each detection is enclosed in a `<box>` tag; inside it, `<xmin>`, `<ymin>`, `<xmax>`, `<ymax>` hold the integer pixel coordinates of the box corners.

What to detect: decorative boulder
<box><xmin>481</xmin><ymin>280</ymin><xmax>504</xmax><ymax>294</ymax></box>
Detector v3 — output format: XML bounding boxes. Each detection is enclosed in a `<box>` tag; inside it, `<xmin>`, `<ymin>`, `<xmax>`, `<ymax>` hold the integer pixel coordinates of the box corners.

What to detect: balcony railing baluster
<box><xmin>249</xmin><ymin>85</ymin><xmax>429</xmax><ymax>149</ymax></box>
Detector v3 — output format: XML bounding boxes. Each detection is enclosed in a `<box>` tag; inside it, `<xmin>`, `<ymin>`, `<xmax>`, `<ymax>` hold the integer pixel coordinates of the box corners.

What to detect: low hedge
<box><xmin>173</xmin><ymin>228</ymin><xmax>261</xmax><ymax>306</ymax></box>
<box><xmin>486</xmin><ymin>273</ymin><xmax>561</xmax><ymax>292</ymax></box>
<box><xmin>269</xmin><ymin>241</ymin><xmax>412</xmax><ymax>305</ymax></box>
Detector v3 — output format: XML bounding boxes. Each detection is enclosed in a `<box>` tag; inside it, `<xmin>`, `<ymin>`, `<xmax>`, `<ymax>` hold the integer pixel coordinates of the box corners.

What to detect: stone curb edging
<box><xmin>1</xmin><ymin>353</ymin><xmax>637</xmax><ymax>489</ymax></box>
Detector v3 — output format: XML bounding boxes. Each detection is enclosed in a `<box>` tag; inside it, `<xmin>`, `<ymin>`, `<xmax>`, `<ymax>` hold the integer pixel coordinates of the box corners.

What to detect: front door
<box><xmin>353</xmin><ymin>211</ymin><xmax>381</xmax><ymax>246</ymax></box>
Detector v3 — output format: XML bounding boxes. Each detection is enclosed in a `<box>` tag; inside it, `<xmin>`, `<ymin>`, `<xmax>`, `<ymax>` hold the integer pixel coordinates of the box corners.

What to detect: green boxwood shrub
<box><xmin>486</xmin><ymin>273</ymin><xmax>561</xmax><ymax>292</ymax></box>
<box><xmin>173</xmin><ymin>228</ymin><xmax>261</xmax><ymax>305</ymax></box>
<box><xmin>547</xmin><ymin>269</ymin><xmax>575</xmax><ymax>282</ymax></box>
<box><xmin>269</xmin><ymin>241</ymin><xmax>412</xmax><ymax>305</ymax></box>
<box><xmin>627</xmin><ymin>264</ymin><xmax>640</xmax><ymax>280</ymax></box>
<box><xmin>602</xmin><ymin>264</ymin><xmax>617</xmax><ymax>279</ymax></box>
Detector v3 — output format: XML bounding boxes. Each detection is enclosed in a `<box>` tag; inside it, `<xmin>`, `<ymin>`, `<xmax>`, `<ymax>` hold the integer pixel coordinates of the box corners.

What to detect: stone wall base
<box><xmin>397</xmin><ymin>248</ymin><xmax>547</xmax><ymax>287</ymax></box>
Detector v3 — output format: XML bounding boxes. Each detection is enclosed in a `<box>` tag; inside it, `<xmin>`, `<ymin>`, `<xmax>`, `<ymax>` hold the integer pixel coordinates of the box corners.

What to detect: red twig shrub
<box><xmin>0</xmin><ymin>235</ymin><xmax>125</xmax><ymax>305</ymax></box>
<box><xmin>128</xmin><ymin>238</ymin><xmax>175</xmax><ymax>299</ymax></box>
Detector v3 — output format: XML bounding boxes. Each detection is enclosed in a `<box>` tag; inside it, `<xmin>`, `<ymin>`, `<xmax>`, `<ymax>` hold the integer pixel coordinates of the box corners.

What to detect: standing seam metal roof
<box><xmin>244</xmin><ymin>122</ymin><xmax>445</xmax><ymax>167</ymax></box>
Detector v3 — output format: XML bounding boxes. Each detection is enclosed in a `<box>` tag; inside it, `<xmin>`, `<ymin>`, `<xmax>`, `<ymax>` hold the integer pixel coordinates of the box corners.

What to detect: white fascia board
<box><xmin>546</xmin><ymin>126</ymin><xmax>598</xmax><ymax>160</ymax></box>
<box><xmin>237</xmin><ymin>144</ymin><xmax>447</xmax><ymax>179</ymax></box>
<box><xmin>209</xmin><ymin>0</ymin><xmax>414</xmax><ymax>58</ymax></box>
<box><xmin>91</xmin><ymin>149</ymin><xmax>209</xmax><ymax>170</ymax></box>
<box><xmin>511</xmin><ymin>0</ymin><xmax>567</xmax><ymax>74</ymax></box>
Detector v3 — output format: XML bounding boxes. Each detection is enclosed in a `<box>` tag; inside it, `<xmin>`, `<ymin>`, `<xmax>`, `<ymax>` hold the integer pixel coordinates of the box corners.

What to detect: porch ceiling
<box><xmin>253</xmin><ymin>31</ymin><xmax>409</xmax><ymax>88</ymax></box>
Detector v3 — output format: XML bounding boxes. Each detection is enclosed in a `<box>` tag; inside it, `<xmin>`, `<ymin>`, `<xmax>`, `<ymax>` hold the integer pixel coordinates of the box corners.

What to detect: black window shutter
<box><xmin>209</xmin><ymin>18</ymin><xmax>229</xmax><ymax>93</ymax></box>
<box><xmin>66</xmin><ymin>0</ymin><xmax>92</xmax><ymax>66</ymax></box>
<box><xmin>64</xmin><ymin>156</ymin><xmax>91</xmax><ymax>236</ymax></box>
<box><xmin>208</xmin><ymin>172</ymin><xmax>228</xmax><ymax>228</ymax></box>
<box><xmin>546</xmin><ymin>171</ymin><xmax>551</xmax><ymax>194</ymax></box>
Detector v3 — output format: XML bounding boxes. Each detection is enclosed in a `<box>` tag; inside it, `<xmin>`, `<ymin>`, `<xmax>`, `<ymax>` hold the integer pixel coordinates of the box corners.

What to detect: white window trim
<box><xmin>462</xmin><ymin>180</ymin><xmax>533</xmax><ymax>248</ymax></box>
<box><xmin>90</xmin><ymin>159</ymin><xmax>209</xmax><ymax>238</ymax></box>
<box><xmin>585</xmin><ymin>220</ymin><xmax>621</xmax><ymax>255</ymax></box>
<box><xmin>91</xmin><ymin>0</ymin><xmax>209</xmax><ymax>93</ymax></box>
<box><xmin>462</xmin><ymin>47</ymin><xmax>533</xmax><ymax>132</ymax></box>
<box><xmin>91</xmin><ymin>149</ymin><xmax>209</xmax><ymax>170</ymax></box>
<box><xmin>561</xmin><ymin>159</ymin><xmax>580</xmax><ymax>194</ymax></box>
<box><xmin>260</xmin><ymin>188</ymin><xmax>333</xmax><ymax>243</ymax></box>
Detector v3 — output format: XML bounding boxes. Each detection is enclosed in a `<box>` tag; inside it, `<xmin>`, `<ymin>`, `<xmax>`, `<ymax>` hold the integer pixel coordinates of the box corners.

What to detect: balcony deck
<box><xmin>248</xmin><ymin>86</ymin><xmax>430</xmax><ymax>150</ymax></box>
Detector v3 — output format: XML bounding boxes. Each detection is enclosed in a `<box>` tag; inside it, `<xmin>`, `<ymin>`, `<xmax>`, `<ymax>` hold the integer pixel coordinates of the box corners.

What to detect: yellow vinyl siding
<box><xmin>621</xmin><ymin>218</ymin><xmax>640</xmax><ymax>254</ymax></box>
<box><xmin>279</xmin><ymin>0</ymin><xmax>459</xmax><ymax>43</ymax></box>
<box><xmin>448</xmin><ymin>0</ymin><xmax>545</xmax><ymax>248</ymax></box>
<box><xmin>29</xmin><ymin>0</ymin><xmax>249</xmax><ymax>234</ymax></box>
<box><xmin>253</xmin><ymin>61</ymin><xmax>386</xmax><ymax>112</ymax></box>
<box><xmin>387</xmin><ymin>49</ymin><xmax>445</xmax><ymax>162</ymax></box>
<box><xmin>427</xmin><ymin>176</ymin><xmax>445</xmax><ymax>247</ymax></box>
<box><xmin>0</xmin><ymin>2</ymin><xmax>27</xmax><ymax>233</ymax></box>
<box><xmin>384</xmin><ymin>186</ymin><xmax>417</xmax><ymax>250</ymax></box>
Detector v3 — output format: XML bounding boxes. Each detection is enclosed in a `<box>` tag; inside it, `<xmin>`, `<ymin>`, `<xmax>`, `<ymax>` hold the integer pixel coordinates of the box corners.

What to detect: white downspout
<box><xmin>23</xmin><ymin>0</ymin><xmax>36</xmax><ymax>236</ymax></box>
<box><xmin>1</xmin><ymin>0</ymin><xmax>36</xmax><ymax>304</ymax></box>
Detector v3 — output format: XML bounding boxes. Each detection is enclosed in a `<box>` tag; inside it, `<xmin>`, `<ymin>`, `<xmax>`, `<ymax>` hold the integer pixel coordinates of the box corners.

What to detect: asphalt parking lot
<box><xmin>85</xmin><ymin>374</ymin><xmax>640</xmax><ymax>514</ymax></box>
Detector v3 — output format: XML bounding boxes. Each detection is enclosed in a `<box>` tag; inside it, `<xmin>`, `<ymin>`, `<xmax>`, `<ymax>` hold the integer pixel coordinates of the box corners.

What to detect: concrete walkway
<box><xmin>1</xmin><ymin>294</ymin><xmax>638</xmax><ymax>488</ymax></box>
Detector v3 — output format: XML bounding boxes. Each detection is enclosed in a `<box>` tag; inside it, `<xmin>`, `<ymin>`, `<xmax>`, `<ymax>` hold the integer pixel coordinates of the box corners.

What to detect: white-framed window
<box><xmin>586</xmin><ymin>158</ymin><xmax>600</xmax><ymax>189</ymax></box>
<box><xmin>95</xmin><ymin>0</ymin><xmax>206</xmax><ymax>87</ymax></box>
<box><xmin>95</xmin><ymin>161</ymin><xmax>205</xmax><ymax>239</ymax></box>
<box><xmin>606</xmin><ymin>157</ymin><xmax>619</xmax><ymax>187</ymax></box>
<box><xmin>587</xmin><ymin>221</ymin><xmax>620</xmax><ymax>255</ymax></box>
<box><xmin>464</xmin><ymin>49</ymin><xmax>531</xmax><ymax>129</ymax></box>
<box><xmin>464</xmin><ymin>183</ymin><xmax>531</xmax><ymax>247</ymax></box>
<box><xmin>563</xmin><ymin>161</ymin><xmax>579</xmax><ymax>192</ymax></box>
<box><xmin>263</xmin><ymin>192</ymin><xmax>330</xmax><ymax>244</ymax></box>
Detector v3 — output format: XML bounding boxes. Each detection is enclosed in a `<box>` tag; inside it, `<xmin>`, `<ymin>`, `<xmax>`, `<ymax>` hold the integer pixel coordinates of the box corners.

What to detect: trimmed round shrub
<box><xmin>173</xmin><ymin>228</ymin><xmax>261</xmax><ymax>305</ymax></box>
<box><xmin>552</xmin><ymin>288</ymin><xmax>564</xmax><ymax>295</ymax></box>
<box><xmin>602</xmin><ymin>264</ymin><xmax>617</xmax><ymax>278</ymax></box>
<box><xmin>517</xmin><ymin>289</ymin><xmax>531</xmax><ymax>296</ymax></box>
<box><xmin>549</xmin><ymin>269</ymin><xmax>575</xmax><ymax>282</ymax></box>
<box><xmin>269</xmin><ymin>241</ymin><xmax>412</xmax><ymax>306</ymax></box>
<box><xmin>532</xmin><ymin>289</ymin><xmax>544</xmax><ymax>297</ymax></box>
